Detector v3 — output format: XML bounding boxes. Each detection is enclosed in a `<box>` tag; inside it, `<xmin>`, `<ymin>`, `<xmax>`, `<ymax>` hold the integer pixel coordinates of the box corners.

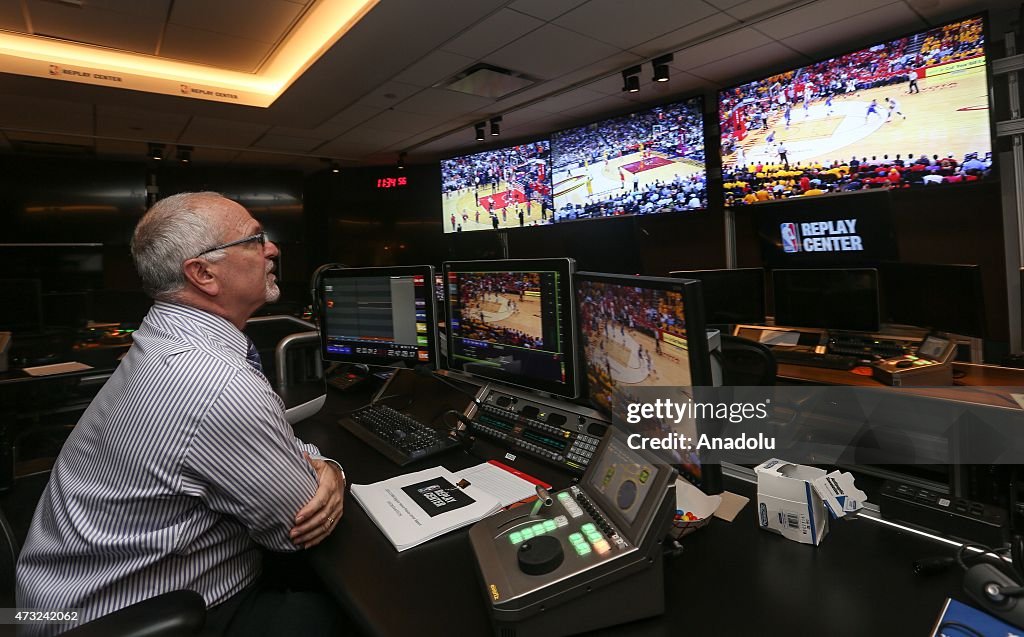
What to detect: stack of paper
<box><xmin>351</xmin><ymin>466</ymin><xmax>502</xmax><ymax>552</ymax></box>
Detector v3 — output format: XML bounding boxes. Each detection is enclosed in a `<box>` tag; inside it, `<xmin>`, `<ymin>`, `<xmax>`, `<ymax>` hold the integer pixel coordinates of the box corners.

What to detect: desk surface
<box><xmin>295</xmin><ymin>388</ymin><xmax>970</xmax><ymax>637</ymax></box>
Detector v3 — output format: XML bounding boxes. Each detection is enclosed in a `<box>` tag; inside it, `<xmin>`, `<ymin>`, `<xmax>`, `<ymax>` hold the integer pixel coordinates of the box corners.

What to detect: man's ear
<box><xmin>182</xmin><ymin>258</ymin><xmax>221</xmax><ymax>297</ymax></box>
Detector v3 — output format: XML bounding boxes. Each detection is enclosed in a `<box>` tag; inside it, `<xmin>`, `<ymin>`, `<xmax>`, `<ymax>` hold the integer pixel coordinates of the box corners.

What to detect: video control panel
<box><xmin>470</xmin><ymin>388</ymin><xmax>607</xmax><ymax>474</ymax></box>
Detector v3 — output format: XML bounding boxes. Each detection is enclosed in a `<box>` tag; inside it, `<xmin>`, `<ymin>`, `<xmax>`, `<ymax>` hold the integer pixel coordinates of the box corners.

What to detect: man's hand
<box><xmin>290</xmin><ymin>453</ymin><xmax>346</xmax><ymax>548</ymax></box>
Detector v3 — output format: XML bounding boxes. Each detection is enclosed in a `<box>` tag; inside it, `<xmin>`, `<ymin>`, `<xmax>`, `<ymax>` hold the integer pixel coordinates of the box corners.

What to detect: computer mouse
<box><xmin>895</xmin><ymin>360</ymin><xmax>914</xmax><ymax>369</ymax></box>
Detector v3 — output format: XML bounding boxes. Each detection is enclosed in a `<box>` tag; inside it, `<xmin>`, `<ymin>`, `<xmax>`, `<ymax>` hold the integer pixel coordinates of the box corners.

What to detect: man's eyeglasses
<box><xmin>191</xmin><ymin>232</ymin><xmax>266</xmax><ymax>259</ymax></box>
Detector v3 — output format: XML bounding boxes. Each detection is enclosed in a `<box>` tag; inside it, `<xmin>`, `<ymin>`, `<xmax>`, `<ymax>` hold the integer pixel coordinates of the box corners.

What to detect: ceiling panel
<box><xmin>440</xmin><ymin>9</ymin><xmax>545</xmax><ymax>59</ymax></box>
<box><xmin>178</xmin><ymin>117</ymin><xmax>271</xmax><ymax>147</ymax></box>
<box><xmin>393</xmin><ymin>50</ymin><xmax>477</xmax><ymax>88</ymax></box>
<box><xmin>484</xmin><ymin>24</ymin><xmax>621</xmax><ymax>80</ymax></box>
<box><xmin>251</xmin><ymin>134</ymin><xmax>324</xmax><ymax>152</ymax></box>
<box><xmin>315</xmin><ymin>104</ymin><xmax>383</xmax><ymax>138</ymax></box>
<box><xmin>32</xmin><ymin>0</ymin><xmax>174</xmax><ymax>21</ymax></box>
<box><xmin>0</xmin><ymin>96</ymin><xmax>93</xmax><ymax>135</ymax></box>
<box><xmin>629</xmin><ymin>12</ymin><xmax>739</xmax><ymax>58</ymax></box>
<box><xmin>506</xmin><ymin>0</ymin><xmax>589</xmax><ymax>22</ymax></box>
<box><xmin>687</xmin><ymin>41</ymin><xmax>799</xmax><ymax>84</ymax></box>
<box><xmin>161</xmin><ymin>24</ymin><xmax>274</xmax><ymax>72</ymax></box>
<box><xmin>27</xmin><ymin>1</ymin><xmax>165</xmax><ymax>55</ymax></box>
<box><xmin>169</xmin><ymin>0</ymin><xmax>304</xmax><ymax>44</ymax></box>
<box><xmin>96</xmin><ymin>106</ymin><xmax>190</xmax><ymax>140</ymax></box>
<box><xmin>189</xmin><ymin>147</ymin><xmax>242</xmax><ymax>164</ymax></box>
<box><xmin>781</xmin><ymin>3</ymin><xmax>925</xmax><ymax>57</ymax></box>
<box><xmin>671</xmin><ymin>27</ymin><xmax>774</xmax><ymax>70</ymax></box>
<box><xmin>394</xmin><ymin>89</ymin><xmax>494</xmax><ymax>116</ymax></box>
<box><xmin>354</xmin><ymin>81</ymin><xmax>427</xmax><ymax>110</ymax></box>
<box><xmin>529</xmin><ymin>87</ymin><xmax>607</xmax><ymax>113</ymax></box>
<box><xmin>752</xmin><ymin>0</ymin><xmax>897</xmax><ymax>40</ymax></box>
<box><xmin>365</xmin><ymin>108</ymin><xmax>454</xmax><ymax>134</ymax></box>
<box><xmin>554</xmin><ymin>0</ymin><xmax>719</xmax><ymax>50</ymax></box>
<box><xmin>722</xmin><ymin>0</ymin><xmax>813</xmax><ymax>22</ymax></box>
<box><xmin>93</xmin><ymin>138</ymin><xmax>148</xmax><ymax>158</ymax></box>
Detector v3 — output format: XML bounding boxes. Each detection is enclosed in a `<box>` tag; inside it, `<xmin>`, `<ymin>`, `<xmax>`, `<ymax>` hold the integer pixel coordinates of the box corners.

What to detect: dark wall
<box><xmin>0</xmin><ymin>156</ymin><xmax>308</xmax><ymax>312</ymax></box>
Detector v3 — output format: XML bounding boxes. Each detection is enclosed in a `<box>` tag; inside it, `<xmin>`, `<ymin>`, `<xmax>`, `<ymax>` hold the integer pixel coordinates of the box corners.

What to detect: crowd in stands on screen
<box><xmin>552</xmin><ymin>104</ymin><xmax>705</xmax><ymax>171</ymax></box>
<box><xmin>556</xmin><ymin>173</ymin><xmax>706</xmax><ymax>221</ymax></box>
<box><xmin>719</xmin><ymin>18</ymin><xmax>984</xmax><ymax>142</ymax></box>
<box><xmin>442</xmin><ymin>142</ymin><xmax>548</xmax><ymax>195</ymax></box>
<box><xmin>577</xmin><ymin>285</ymin><xmax>688</xmax><ymax>343</ymax></box>
<box><xmin>460</xmin><ymin>317</ymin><xmax>544</xmax><ymax>349</ymax></box>
<box><xmin>721</xmin><ymin>150</ymin><xmax>992</xmax><ymax>205</ymax></box>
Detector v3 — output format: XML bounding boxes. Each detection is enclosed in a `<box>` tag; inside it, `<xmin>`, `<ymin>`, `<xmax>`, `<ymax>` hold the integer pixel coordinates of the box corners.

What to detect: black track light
<box><xmin>148</xmin><ymin>143</ymin><xmax>164</xmax><ymax>160</ymax></box>
<box><xmin>621</xmin><ymin>66</ymin><xmax>641</xmax><ymax>93</ymax></box>
<box><xmin>177</xmin><ymin>145</ymin><xmax>192</xmax><ymax>164</ymax></box>
<box><xmin>398</xmin><ymin>152</ymin><xmax>406</xmax><ymax>170</ymax></box>
<box><xmin>475</xmin><ymin>122</ymin><xmax>486</xmax><ymax>141</ymax></box>
<box><xmin>490</xmin><ymin>116</ymin><xmax>502</xmax><ymax>137</ymax></box>
<box><xmin>652</xmin><ymin>54</ymin><xmax>673</xmax><ymax>83</ymax></box>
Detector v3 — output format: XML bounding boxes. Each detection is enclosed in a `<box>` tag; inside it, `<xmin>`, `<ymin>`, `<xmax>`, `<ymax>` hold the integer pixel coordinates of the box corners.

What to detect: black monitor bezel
<box><xmin>771</xmin><ymin>267</ymin><xmax>881</xmax><ymax>333</ymax></box>
<box><xmin>669</xmin><ymin>267</ymin><xmax>767</xmax><ymax>326</ymax></box>
<box><xmin>317</xmin><ymin>265</ymin><xmax>439</xmax><ymax>369</ymax></box>
<box><xmin>442</xmin><ymin>258</ymin><xmax>579</xmax><ymax>398</ymax></box>
<box><xmin>717</xmin><ymin>12</ymin><xmax>995</xmax><ymax>208</ymax></box>
<box><xmin>574</xmin><ymin>271</ymin><xmax>721</xmax><ymax>494</ymax></box>
<box><xmin>549</xmin><ymin>94</ymin><xmax>708</xmax><ymax>221</ymax></box>
<box><xmin>879</xmin><ymin>262</ymin><xmax>986</xmax><ymax>338</ymax></box>
<box><xmin>575</xmin><ymin>270</ymin><xmax>714</xmax><ymax>395</ymax></box>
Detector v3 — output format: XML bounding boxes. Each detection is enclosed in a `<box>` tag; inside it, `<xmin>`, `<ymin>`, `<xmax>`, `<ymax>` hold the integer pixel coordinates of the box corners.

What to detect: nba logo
<box><xmin>780</xmin><ymin>223</ymin><xmax>800</xmax><ymax>253</ymax></box>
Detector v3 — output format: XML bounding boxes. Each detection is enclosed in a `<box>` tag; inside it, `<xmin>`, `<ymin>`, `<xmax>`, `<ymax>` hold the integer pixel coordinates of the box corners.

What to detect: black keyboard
<box><xmin>340</xmin><ymin>403</ymin><xmax>459</xmax><ymax>466</ymax></box>
<box><xmin>772</xmin><ymin>349</ymin><xmax>861</xmax><ymax>370</ymax></box>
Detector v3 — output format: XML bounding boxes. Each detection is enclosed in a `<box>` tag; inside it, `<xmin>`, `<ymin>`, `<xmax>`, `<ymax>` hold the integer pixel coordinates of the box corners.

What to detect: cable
<box><xmin>937</xmin><ymin>621</ymin><xmax>985</xmax><ymax>637</ymax></box>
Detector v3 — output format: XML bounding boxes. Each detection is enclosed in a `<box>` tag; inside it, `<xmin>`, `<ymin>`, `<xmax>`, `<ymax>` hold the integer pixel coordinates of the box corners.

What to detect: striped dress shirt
<box><xmin>17</xmin><ymin>302</ymin><xmax>323</xmax><ymax>636</ymax></box>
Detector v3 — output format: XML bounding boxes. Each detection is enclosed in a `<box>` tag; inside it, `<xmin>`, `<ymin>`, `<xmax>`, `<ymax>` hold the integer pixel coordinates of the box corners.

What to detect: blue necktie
<box><xmin>245</xmin><ymin>337</ymin><xmax>263</xmax><ymax>374</ymax></box>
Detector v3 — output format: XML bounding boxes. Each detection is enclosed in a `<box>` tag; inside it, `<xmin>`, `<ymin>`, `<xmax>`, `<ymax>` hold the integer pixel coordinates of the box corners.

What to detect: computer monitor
<box><xmin>443</xmin><ymin>258</ymin><xmax>578</xmax><ymax>398</ymax></box>
<box><xmin>670</xmin><ymin>268</ymin><xmax>766</xmax><ymax>326</ymax></box>
<box><xmin>772</xmin><ymin>268</ymin><xmax>880</xmax><ymax>333</ymax></box>
<box><xmin>317</xmin><ymin>265</ymin><xmax>438</xmax><ymax>368</ymax></box>
<box><xmin>879</xmin><ymin>262</ymin><xmax>985</xmax><ymax>338</ymax></box>
<box><xmin>575</xmin><ymin>272</ymin><xmax>720</xmax><ymax>493</ymax></box>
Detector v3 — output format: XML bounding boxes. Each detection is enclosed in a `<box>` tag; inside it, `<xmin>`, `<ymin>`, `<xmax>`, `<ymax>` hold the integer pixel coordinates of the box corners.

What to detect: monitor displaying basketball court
<box><xmin>441</xmin><ymin>141</ymin><xmax>553</xmax><ymax>233</ymax></box>
<box><xmin>551</xmin><ymin>97</ymin><xmax>707</xmax><ymax>222</ymax></box>
<box><xmin>719</xmin><ymin>15</ymin><xmax>992</xmax><ymax>206</ymax></box>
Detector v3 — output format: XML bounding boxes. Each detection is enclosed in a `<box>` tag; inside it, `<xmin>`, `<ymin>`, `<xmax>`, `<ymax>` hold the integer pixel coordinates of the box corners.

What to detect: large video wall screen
<box><xmin>719</xmin><ymin>16</ymin><xmax>991</xmax><ymax>206</ymax></box>
<box><xmin>441</xmin><ymin>142</ymin><xmax>553</xmax><ymax>233</ymax></box>
<box><xmin>552</xmin><ymin>97</ymin><xmax>707</xmax><ymax>221</ymax></box>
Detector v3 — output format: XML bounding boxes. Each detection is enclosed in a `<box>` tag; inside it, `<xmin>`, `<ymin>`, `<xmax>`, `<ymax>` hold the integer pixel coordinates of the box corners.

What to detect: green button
<box><xmin>557</xmin><ymin>492</ymin><xmax>570</xmax><ymax>500</ymax></box>
<box><xmin>521</xmin><ymin>528</ymin><xmax>535</xmax><ymax>539</ymax></box>
<box><xmin>543</xmin><ymin>520</ymin><xmax>557</xmax><ymax>532</ymax></box>
<box><xmin>531</xmin><ymin>523</ymin><xmax>546</xmax><ymax>536</ymax></box>
<box><xmin>509</xmin><ymin>532</ymin><xmax>523</xmax><ymax>544</ymax></box>
<box><xmin>586</xmin><ymin>531</ymin><xmax>603</xmax><ymax>543</ymax></box>
<box><xmin>575</xmin><ymin>543</ymin><xmax>592</xmax><ymax>555</ymax></box>
<box><xmin>581</xmin><ymin>523</ymin><xmax>596</xmax><ymax>533</ymax></box>
<box><xmin>568</xmin><ymin>533</ymin><xmax>583</xmax><ymax>544</ymax></box>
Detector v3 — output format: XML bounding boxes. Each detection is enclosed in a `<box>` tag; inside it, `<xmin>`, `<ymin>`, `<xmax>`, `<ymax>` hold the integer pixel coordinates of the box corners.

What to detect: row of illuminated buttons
<box><xmin>568</xmin><ymin>530</ymin><xmax>610</xmax><ymax>556</ymax></box>
<box><xmin>556</xmin><ymin>491</ymin><xmax>584</xmax><ymax>518</ymax></box>
<box><xmin>508</xmin><ymin>515</ymin><xmax>570</xmax><ymax>545</ymax></box>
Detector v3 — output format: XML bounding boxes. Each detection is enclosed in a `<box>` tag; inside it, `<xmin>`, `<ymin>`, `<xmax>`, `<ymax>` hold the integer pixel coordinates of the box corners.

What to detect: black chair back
<box><xmin>718</xmin><ymin>335</ymin><xmax>777</xmax><ymax>386</ymax></box>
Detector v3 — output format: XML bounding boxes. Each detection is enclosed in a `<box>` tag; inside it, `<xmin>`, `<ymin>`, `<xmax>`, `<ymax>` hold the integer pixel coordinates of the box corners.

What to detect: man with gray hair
<box><xmin>17</xmin><ymin>192</ymin><xmax>345</xmax><ymax>636</ymax></box>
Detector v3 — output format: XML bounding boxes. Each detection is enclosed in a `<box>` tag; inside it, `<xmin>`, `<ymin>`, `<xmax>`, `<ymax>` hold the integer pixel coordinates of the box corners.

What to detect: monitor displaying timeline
<box><xmin>719</xmin><ymin>15</ymin><xmax>992</xmax><ymax>206</ymax></box>
<box><xmin>551</xmin><ymin>97</ymin><xmax>707</xmax><ymax>222</ymax></box>
<box><xmin>443</xmin><ymin>258</ymin><xmax>578</xmax><ymax>398</ymax></box>
<box><xmin>670</xmin><ymin>268</ymin><xmax>766</xmax><ymax>326</ymax></box>
<box><xmin>772</xmin><ymin>268</ymin><xmax>880</xmax><ymax>333</ymax></box>
<box><xmin>440</xmin><ymin>142</ymin><xmax>553</xmax><ymax>233</ymax></box>
<box><xmin>317</xmin><ymin>265</ymin><xmax>438</xmax><ymax>368</ymax></box>
<box><xmin>575</xmin><ymin>272</ymin><xmax>718</xmax><ymax>492</ymax></box>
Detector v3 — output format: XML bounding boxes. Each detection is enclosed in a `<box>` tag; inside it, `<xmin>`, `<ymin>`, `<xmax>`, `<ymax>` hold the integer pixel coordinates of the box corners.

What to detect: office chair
<box><xmin>717</xmin><ymin>335</ymin><xmax>777</xmax><ymax>386</ymax></box>
<box><xmin>0</xmin><ymin>503</ymin><xmax>206</xmax><ymax>636</ymax></box>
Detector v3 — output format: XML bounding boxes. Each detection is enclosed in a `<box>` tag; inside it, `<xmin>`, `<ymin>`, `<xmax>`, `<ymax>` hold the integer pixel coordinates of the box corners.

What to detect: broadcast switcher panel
<box><xmin>470</xmin><ymin>387</ymin><xmax>608</xmax><ymax>475</ymax></box>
